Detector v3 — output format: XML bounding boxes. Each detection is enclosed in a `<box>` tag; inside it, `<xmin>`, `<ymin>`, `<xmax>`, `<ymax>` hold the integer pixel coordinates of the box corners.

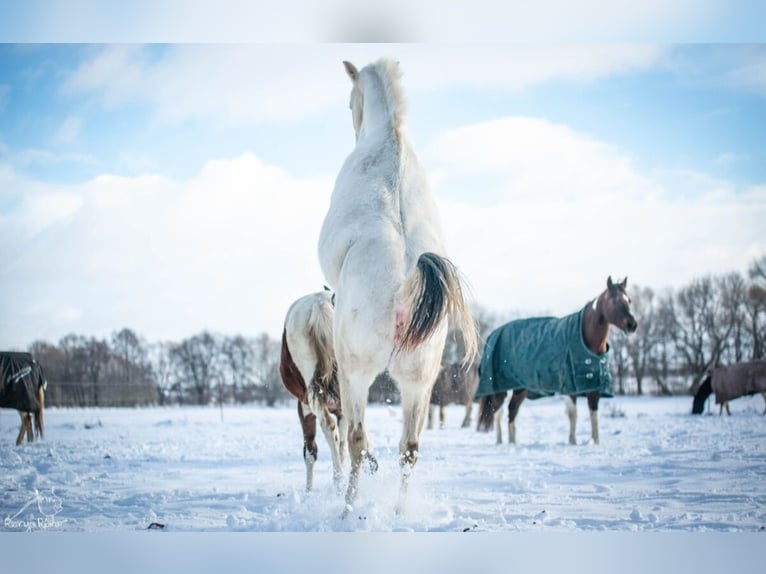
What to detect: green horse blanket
<box><xmin>475</xmin><ymin>305</ymin><xmax>613</xmax><ymax>399</ymax></box>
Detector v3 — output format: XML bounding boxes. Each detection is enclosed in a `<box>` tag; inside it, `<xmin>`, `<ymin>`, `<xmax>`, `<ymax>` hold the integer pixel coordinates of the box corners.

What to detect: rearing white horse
<box><xmin>318</xmin><ymin>58</ymin><xmax>478</xmax><ymax>514</ymax></box>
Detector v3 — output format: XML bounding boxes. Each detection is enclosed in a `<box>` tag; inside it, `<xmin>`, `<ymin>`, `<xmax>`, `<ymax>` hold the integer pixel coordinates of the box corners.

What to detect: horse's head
<box><xmin>602</xmin><ymin>276</ymin><xmax>638</xmax><ymax>334</ymax></box>
<box><xmin>343</xmin><ymin>60</ymin><xmax>363</xmax><ymax>141</ymax></box>
<box><xmin>342</xmin><ymin>59</ymin><xmax>405</xmax><ymax>143</ymax></box>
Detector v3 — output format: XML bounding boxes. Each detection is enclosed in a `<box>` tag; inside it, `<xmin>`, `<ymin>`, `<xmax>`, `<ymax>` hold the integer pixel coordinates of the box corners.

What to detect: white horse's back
<box><xmin>318</xmin><ymin>58</ymin><xmax>477</xmax><ymax>514</ymax></box>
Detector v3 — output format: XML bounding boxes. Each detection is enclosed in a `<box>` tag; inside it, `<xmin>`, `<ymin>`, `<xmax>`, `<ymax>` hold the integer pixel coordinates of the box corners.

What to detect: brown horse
<box><xmin>1</xmin><ymin>352</ymin><xmax>47</xmax><ymax>446</ymax></box>
<box><xmin>427</xmin><ymin>361</ymin><xmax>479</xmax><ymax>430</ymax></box>
<box><xmin>279</xmin><ymin>290</ymin><xmax>347</xmax><ymax>492</ymax></box>
<box><xmin>476</xmin><ymin>277</ymin><xmax>637</xmax><ymax>445</ymax></box>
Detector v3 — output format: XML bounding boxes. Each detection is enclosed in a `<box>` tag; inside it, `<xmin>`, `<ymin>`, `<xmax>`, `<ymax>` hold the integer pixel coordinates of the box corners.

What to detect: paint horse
<box><xmin>0</xmin><ymin>352</ymin><xmax>47</xmax><ymax>445</ymax></box>
<box><xmin>691</xmin><ymin>360</ymin><xmax>766</xmax><ymax>416</ymax></box>
<box><xmin>279</xmin><ymin>290</ymin><xmax>348</xmax><ymax>492</ymax></box>
<box><xmin>476</xmin><ymin>277</ymin><xmax>637</xmax><ymax>445</ymax></box>
<box><xmin>427</xmin><ymin>361</ymin><xmax>480</xmax><ymax>430</ymax></box>
<box><xmin>318</xmin><ymin>58</ymin><xmax>478</xmax><ymax>513</ymax></box>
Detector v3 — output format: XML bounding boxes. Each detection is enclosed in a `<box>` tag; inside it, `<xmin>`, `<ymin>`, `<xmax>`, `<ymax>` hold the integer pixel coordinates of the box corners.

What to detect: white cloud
<box><xmin>10</xmin><ymin>148</ymin><xmax>96</xmax><ymax>167</ymax></box>
<box><xmin>53</xmin><ymin>115</ymin><xmax>83</xmax><ymax>145</ymax></box>
<box><xmin>60</xmin><ymin>44</ymin><xmax>667</xmax><ymax>126</ymax></box>
<box><xmin>427</xmin><ymin>116</ymin><xmax>766</xmax><ymax>317</ymax></box>
<box><xmin>2</xmin><ymin>114</ymin><xmax>764</xmax><ymax>349</ymax></box>
<box><xmin>721</xmin><ymin>45</ymin><xmax>766</xmax><ymax>96</ymax></box>
<box><xmin>0</xmin><ymin>152</ymin><xmax>334</xmax><ymax>347</ymax></box>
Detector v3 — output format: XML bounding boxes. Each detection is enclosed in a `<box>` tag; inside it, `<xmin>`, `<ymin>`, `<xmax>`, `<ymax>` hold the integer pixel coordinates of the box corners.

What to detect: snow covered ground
<box><xmin>2</xmin><ymin>394</ymin><xmax>765</xmax><ymax>534</ymax></box>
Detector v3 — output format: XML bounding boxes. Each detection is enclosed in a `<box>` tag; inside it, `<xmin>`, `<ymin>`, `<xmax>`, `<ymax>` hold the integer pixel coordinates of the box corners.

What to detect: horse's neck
<box><xmin>582</xmin><ymin>296</ymin><xmax>610</xmax><ymax>354</ymax></box>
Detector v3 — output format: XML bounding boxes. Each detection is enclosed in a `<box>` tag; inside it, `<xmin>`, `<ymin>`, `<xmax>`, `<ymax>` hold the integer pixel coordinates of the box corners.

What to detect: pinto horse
<box><xmin>427</xmin><ymin>361</ymin><xmax>480</xmax><ymax>430</ymax></box>
<box><xmin>279</xmin><ymin>290</ymin><xmax>348</xmax><ymax>492</ymax></box>
<box><xmin>476</xmin><ymin>277</ymin><xmax>637</xmax><ymax>445</ymax></box>
<box><xmin>318</xmin><ymin>58</ymin><xmax>478</xmax><ymax>513</ymax></box>
<box><xmin>1</xmin><ymin>352</ymin><xmax>47</xmax><ymax>445</ymax></box>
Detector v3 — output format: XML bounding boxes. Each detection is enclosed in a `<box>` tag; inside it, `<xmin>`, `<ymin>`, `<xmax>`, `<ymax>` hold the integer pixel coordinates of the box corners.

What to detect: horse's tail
<box><xmin>476</xmin><ymin>392</ymin><xmax>505</xmax><ymax>432</ymax></box>
<box><xmin>307</xmin><ymin>295</ymin><xmax>337</xmax><ymax>388</ymax></box>
<box><xmin>396</xmin><ymin>252</ymin><xmax>478</xmax><ymax>365</ymax></box>
<box><xmin>34</xmin><ymin>380</ymin><xmax>45</xmax><ymax>440</ymax></box>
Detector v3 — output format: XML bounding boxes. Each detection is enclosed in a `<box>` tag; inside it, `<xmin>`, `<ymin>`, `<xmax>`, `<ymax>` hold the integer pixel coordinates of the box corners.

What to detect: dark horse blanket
<box><xmin>0</xmin><ymin>352</ymin><xmax>47</xmax><ymax>412</ymax></box>
<box><xmin>475</xmin><ymin>306</ymin><xmax>613</xmax><ymax>399</ymax></box>
<box><xmin>710</xmin><ymin>360</ymin><xmax>766</xmax><ymax>404</ymax></box>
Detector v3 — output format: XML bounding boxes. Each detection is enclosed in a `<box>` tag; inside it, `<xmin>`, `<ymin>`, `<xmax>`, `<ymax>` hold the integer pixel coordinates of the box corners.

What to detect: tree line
<box><xmin>21</xmin><ymin>255</ymin><xmax>766</xmax><ymax>407</ymax></box>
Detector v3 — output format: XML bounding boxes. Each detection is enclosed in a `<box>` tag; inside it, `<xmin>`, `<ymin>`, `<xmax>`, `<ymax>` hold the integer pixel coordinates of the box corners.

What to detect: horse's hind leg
<box><xmin>394</xmin><ymin>376</ymin><xmax>433</xmax><ymax>514</ymax></box>
<box><xmin>507</xmin><ymin>389</ymin><xmax>528</xmax><ymax>444</ymax></box>
<box><xmin>494</xmin><ymin>402</ymin><xmax>503</xmax><ymax>444</ymax></box>
<box><xmin>339</xmin><ymin>367</ymin><xmax>377</xmax><ymax>512</ymax></box>
<box><xmin>427</xmin><ymin>404</ymin><xmax>436</xmax><ymax>430</ymax></box>
<box><xmin>336</xmin><ymin>412</ymin><xmax>349</xmax><ymax>465</ymax></box>
<box><xmin>565</xmin><ymin>396</ymin><xmax>577</xmax><ymax>445</ymax></box>
<box><xmin>587</xmin><ymin>391</ymin><xmax>600</xmax><ymax>445</ymax></box>
<box><xmin>761</xmin><ymin>392</ymin><xmax>766</xmax><ymax>415</ymax></box>
<box><xmin>461</xmin><ymin>401</ymin><xmax>472</xmax><ymax>428</ymax></box>
<box><xmin>439</xmin><ymin>404</ymin><xmax>446</xmax><ymax>429</ymax></box>
<box><xmin>16</xmin><ymin>412</ymin><xmax>32</xmax><ymax>446</ymax></box>
<box><xmin>317</xmin><ymin>404</ymin><xmax>344</xmax><ymax>491</ymax></box>
<box><xmin>298</xmin><ymin>402</ymin><xmax>318</xmax><ymax>492</ymax></box>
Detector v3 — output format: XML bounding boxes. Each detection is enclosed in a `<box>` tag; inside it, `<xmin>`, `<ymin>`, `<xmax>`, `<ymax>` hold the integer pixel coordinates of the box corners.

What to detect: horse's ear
<box><xmin>621</xmin><ymin>277</ymin><xmax>628</xmax><ymax>289</ymax></box>
<box><xmin>607</xmin><ymin>276</ymin><xmax>614</xmax><ymax>290</ymax></box>
<box><xmin>343</xmin><ymin>61</ymin><xmax>358</xmax><ymax>81</ymax></box>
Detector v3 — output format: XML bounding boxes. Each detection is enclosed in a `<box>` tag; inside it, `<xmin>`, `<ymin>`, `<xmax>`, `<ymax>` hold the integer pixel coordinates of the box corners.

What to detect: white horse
<box><xmin>318</xmin><ymin>58</ymin><xmax>478</xmax><ymax>514</ymax></box>
<box><xmin>279</xmin><ymin>290</ymin><xmax>348</xmax><ymax>492</ymax></box>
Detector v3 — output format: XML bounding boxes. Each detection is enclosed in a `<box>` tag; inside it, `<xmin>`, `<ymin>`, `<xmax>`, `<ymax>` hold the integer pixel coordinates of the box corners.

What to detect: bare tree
<box><xmin>623</xmin><ymin>285</ymin><xmax>657</xmax><ymax>395</ymax></box>
<box><xmin>251</xmin><ymin>333</ymin><xmax>285</xmax><ymax>406</ymax></box>
<box><xmin>221</xmin><ymin>335</ymin><xmax>255</xmax><ymax>402</ymax></box>
<box><xmin>717</xmin><ymin>272</ymin><xmax>748</xmax><ymax>364</ymax></box>
<box><xmin>651</xmin><ymin>290</ymin><xmax>679</xmax><ymax>394</ymax></box>
<box><xmin>608</xmin><ymin>330</ymin><xmax>630</xmax><ymax>395</ymax></box>
<box><xmin>149</xmin><ymin>342</ymin><xmax>176</xmax><ymax>405</ymax></box>
<box><xmin>674</xmin><ymin>276</ymin><xmax>735</xmax><ymax>392</ymax></box>
<box><xmin>746</xmin><ymin>255</ymin><xmax>766</xmax><ymax>360</ymax></box>
<box><xmin>170</xmin><ymin>332</ymin><xmax>221</xmax><ymax>405</ymax></box>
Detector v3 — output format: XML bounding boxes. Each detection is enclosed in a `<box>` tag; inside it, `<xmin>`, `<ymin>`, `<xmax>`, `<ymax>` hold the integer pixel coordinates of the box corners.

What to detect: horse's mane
<box><xmin>368</xmin><ymin>58</ymin><xmax>407</xmax><ymax>132</ymax></box>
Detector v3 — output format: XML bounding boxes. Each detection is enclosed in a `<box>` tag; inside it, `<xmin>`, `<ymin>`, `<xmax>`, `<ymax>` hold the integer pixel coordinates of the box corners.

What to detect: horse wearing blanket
<box><xmin>1</xmin><ymin>352</ymin><xmax>47</xmax><ymax>445</ymax></box>
<box><xmin>318</xmin><ymin>58</ymin><xmax>478</xmax><ymax>514</ymax></box>
<box><xmin>476</xmin><ymin>277</ymin><xmax>637</xmax><ymax>445</ymax></box>
<box><xmin>691</xmin><ymin>360</ymin><xmax>766</xmax><ymax>415</ymax></box>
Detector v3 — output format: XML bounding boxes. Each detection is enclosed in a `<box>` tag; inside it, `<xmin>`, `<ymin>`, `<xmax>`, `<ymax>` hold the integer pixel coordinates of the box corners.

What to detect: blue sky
<box><xmin>1</xmin><ymin>40</ymin><xmax>765</xmax><ymax>349</ymax></box>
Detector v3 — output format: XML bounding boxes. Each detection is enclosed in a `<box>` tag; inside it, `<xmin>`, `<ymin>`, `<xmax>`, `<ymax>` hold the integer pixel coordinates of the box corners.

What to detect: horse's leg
<box><xmin>339</xmin><ymin>367</ymin><xmax>377</xmax><ymax>512</ymax></box>
<box><xmin>461</xmin><ymin>401</ymin><xmax>472</xmax><ymax>428</ymax></box>
<box><xmin>337</xmin><ymin>412</ymin><xmax>349</xmax><ymax>465</ymax></box>
<box><xmin>16</xmin><ymin>412</ymin><xmax>27</xmax><ymax>446</ymax></box>
<box><xmin>427</xmin><ymin>404</ymin><xmax>435</xmax><ymax>430</ymax></box>
<box><xmin>587</xmin><ymin>391</ymin><xmax>600</xmax><ymax>445</ymax></box>
<box><xmin>439</xmin><ymin>404</ymin><xmax>446</xmax><ymax>429</ymax></box>
<box><xmin>395</xmin><ymin>376</ymin><xmax>434</xmax><ymax>514</ymax></box>
<box><xmin>761</xmin><ymin>391</ymin><xmax>766</xmax><ymax>415</ymax></box>
<box><xmin>507</xmin><ymin>389</ymin><xmax>528</xmax><ymax>444</ymax></box>
<box><xmin>317</xmin><ymin>404</ymin><xmax>344</xmax><ymax>491</ymax></box>
<box><xmin>565</xmin><ymin>395</ymin><xmax>577</xmax><ymax>445</ymax></box>
<box><xmin>26</xmin><ymin>414</ymin><xmax>34</xmax><ymax>443</ymax></box>
<box><xmin>298</xmin><ymin>402</ymin><xmax>318</xmax><ymax>492</ymax></box>
<box><xmin>494</xmin><ymin>401</ymin><xmax>504</xmax><ymax>444</ymax></box>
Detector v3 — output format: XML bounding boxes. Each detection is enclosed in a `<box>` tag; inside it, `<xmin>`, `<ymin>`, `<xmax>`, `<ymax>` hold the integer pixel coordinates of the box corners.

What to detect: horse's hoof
<box><xmin>365</xmin><ymin>453</ymin><xmax>379</xmax><ymax>474</ymax></box>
